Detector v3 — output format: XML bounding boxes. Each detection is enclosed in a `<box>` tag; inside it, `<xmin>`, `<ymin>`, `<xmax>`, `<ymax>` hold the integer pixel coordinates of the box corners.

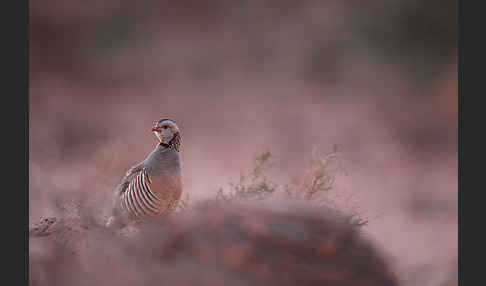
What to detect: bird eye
<box><xmin>162</xmin><ymin>125</ymin><xmax>168</xmax><ymax>129</ymax></box>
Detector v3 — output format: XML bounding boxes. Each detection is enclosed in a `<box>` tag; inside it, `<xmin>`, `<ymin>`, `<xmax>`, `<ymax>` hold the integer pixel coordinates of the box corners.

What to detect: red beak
<box><xmin>152</xmin><ymin>127</ymin><xmax>161</xmax><ymax>132</ymax></box>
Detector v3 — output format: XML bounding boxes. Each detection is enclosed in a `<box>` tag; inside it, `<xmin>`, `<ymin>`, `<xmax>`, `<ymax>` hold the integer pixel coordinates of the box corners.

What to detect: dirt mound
<box><xmin>30</xmin><ymin>199</ymin><xmax>398</xmax><ymax>286</ymax></box>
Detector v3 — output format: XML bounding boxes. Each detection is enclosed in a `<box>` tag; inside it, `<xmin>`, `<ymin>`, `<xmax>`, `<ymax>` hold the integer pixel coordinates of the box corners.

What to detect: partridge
<box><xmin>106</xmin><ymin>118</ymin><xmax>182</xmax><ymax>229</ymax></box>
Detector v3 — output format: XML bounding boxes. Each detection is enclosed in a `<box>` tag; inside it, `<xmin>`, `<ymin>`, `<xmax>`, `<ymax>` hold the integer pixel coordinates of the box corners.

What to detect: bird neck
<box><xmin>144</xmin><ymin>143</ymin><xmax>181</xmax><ymax>175</ymax></box>
<box><xmin>159</xmin><ymin>133</ymin><xmax>181</xmax><ymax>152</ymax></box>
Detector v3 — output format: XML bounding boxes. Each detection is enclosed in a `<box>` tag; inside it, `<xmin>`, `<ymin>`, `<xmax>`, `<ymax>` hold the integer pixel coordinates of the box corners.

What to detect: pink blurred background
<box><xmin>29</xmin><ymin>1</ymin><xmax>457</xmax><ymax>285</ymax></box>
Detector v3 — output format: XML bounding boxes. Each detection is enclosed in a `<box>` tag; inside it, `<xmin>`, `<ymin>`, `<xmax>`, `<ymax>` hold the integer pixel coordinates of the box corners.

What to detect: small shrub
<box><xmin>184</xmin><ymin>145</ymin><xmax>367</xmax><ymax>226</ymax></box>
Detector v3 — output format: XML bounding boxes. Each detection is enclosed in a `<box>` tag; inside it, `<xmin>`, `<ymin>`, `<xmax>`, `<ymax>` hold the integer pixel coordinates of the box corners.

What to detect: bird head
<box><xmin>152</xmin><ymin>119</ymin><xmax>181</xmax><ymax>146</ymax></box>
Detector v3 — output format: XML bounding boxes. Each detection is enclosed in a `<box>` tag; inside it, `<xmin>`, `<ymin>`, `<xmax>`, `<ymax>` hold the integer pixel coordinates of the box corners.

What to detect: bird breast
<box><xmin>149</xmin><ymin>171</ymin><xmax>182</xmax><ymax>212</ymax></box>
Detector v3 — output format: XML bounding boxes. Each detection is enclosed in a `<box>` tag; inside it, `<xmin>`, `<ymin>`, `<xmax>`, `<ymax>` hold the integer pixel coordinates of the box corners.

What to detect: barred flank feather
<box><xmin>122</xmin><ymin>169</ymin><xmax>163</xmax><ymax>219</ymax></box>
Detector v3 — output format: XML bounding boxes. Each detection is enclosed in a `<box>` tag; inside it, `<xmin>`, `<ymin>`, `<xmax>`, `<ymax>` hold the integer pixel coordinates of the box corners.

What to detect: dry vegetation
<box><xmin>178</xmin><ymin>145</ymin><xmax>366</xmax><ymax>226</ymax></box>
<box><xmin>215</xmin><ymin>147</ymin><xmax>343</xmax><ymax>202</ymax></box>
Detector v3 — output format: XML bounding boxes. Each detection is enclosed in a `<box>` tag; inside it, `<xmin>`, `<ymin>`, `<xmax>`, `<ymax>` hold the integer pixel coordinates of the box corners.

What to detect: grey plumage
<box><xmin>106</xmin><ymin>119</ymin><xmax>182</xmax><ymax>229</ymax></box>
